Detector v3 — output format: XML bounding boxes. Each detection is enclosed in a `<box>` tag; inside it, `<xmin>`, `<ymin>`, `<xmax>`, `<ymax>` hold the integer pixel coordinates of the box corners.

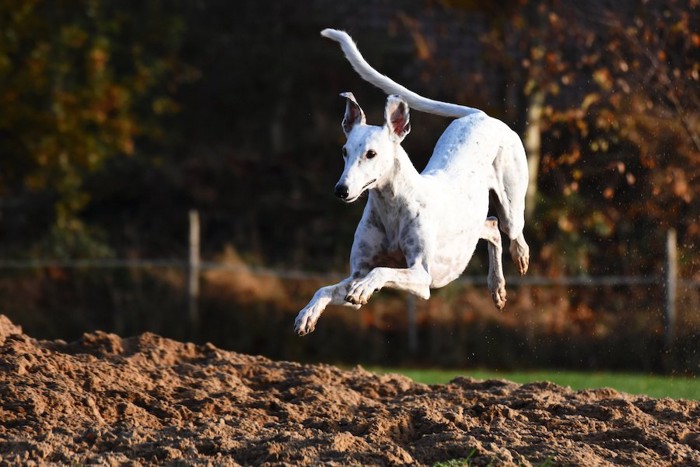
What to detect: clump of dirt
<box><xmin>0</xmin><ymin>315</ymin><xmax>698</xmax><ymax>466</ymax></box>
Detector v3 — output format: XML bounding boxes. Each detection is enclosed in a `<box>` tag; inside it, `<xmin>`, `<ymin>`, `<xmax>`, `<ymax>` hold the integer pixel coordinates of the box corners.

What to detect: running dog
<box><xmin>294</xmin><ymin>29</ymin><xmax>530</xmax><ymax>335</ymax></box>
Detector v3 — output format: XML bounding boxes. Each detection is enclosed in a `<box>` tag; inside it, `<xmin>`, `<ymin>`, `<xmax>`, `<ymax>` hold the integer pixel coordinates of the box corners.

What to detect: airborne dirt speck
<box><xmin>0</xmin><ymin>315</ymin><xmax>698</xmax><ymax>466</ymax></box>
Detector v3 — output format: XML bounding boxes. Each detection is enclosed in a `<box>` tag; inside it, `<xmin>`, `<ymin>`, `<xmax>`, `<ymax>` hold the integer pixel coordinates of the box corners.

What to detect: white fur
<box><xmin>294</xmin><ymin>29</ymin><xmax>530</xmax><ymax>335</ymax></box>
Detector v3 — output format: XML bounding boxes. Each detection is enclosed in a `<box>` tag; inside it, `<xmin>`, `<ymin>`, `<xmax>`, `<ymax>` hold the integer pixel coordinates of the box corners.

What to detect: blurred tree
<box><xmin>0</xmin><ymin>0</ymin><xmax>190</xmax><ymax>258</ymax></box>
<box><xmin>480</xmin><ymin>0</ymin><xmax>699</xmax><ymax>275</ymax></box>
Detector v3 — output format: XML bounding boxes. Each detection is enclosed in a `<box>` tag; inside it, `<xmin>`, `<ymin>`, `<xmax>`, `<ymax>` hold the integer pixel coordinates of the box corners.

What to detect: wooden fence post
<box><xmin>187</xmin><ymin>210</ymin><xmax>201</xmax><ymax>337</ymax></box>
<box><xmin>664</xmin><ymin>228</ymin><xmax>677</xmax><ymax>354</ymax></box>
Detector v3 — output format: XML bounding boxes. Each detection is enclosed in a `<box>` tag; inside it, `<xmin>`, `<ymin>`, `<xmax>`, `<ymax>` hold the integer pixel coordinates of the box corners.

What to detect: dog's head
<box><xmin>333</xmin><ymin>93</ymin><xmax>410</xmax><ymax>203</ymax></box>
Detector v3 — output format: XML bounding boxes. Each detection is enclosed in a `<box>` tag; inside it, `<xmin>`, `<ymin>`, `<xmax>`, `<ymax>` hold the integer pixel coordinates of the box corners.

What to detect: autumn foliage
<box><xmin>0</xmin><ymin>0</ymin><xmax>698</xmax><ymax>277</ymax></box>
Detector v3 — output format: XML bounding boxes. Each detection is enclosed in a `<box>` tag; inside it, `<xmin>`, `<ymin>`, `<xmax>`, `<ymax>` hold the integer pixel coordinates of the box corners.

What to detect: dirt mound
<box><xmin>0</xmin><ymin>316</ymin><xmax>698</xmax><ymax>466</ymax></box>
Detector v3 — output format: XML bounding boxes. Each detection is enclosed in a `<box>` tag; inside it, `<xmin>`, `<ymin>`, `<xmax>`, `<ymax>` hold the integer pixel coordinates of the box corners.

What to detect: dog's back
<box><xmin>423</xmin><ymin>113</ymin><xmax>524</xmax><ymax>183</ymax></box>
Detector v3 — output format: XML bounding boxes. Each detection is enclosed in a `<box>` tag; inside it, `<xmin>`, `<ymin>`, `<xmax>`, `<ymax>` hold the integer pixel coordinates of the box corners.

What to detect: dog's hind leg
<box><xmin>491</xmin><ymin>143</ymin><xmax>530</xmax><ymax>275</ymax></box>
<box><xmin>294</xmin><ymin>276</ymin><xmax>361</xmax><ymax>336</ymax></box>
<box><xmin>481</xmin><ymin>217</ymin><xmax>507</xmax><ymax>309</ymax></box>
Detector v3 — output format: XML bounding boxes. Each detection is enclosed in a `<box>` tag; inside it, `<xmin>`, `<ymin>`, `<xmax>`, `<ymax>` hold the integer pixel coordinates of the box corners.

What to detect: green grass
<box><xmin>372</xmin><ymin>368</ymin><xmax>700</xmax><ymax>400</ymax></box>
<box><xmin>432</xmin><ymin>450</ymin><xmax>475</xmax><ymax>467</ymax></box>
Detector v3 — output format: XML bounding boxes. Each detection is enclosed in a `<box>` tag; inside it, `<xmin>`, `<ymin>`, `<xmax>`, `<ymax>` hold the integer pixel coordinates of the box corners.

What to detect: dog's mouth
<box><xmin>345</xmin><ymin>179</ymin><xmax>377</xmax><ymax>203</ymax></box>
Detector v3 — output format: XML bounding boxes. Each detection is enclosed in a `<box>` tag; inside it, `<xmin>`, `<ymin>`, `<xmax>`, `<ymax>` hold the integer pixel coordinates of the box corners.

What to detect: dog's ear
<box><xmin>340</xmin><ymin>92</ymin><xmax>366</xmax><ymax>136</ymax></box>
<box><xmin>384</xmin><ymin>94</ymin><xmax>410</xmax><ymax>142</ymax></box>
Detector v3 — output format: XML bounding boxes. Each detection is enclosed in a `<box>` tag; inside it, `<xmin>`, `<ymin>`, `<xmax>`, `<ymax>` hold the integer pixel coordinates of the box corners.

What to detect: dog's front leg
<box><xmin>294</xmin><ymin>277</ymin><xmax>360</xmax><ymax>335</ymax></box>
<box><xmin>346</xmin><ymin>263</ymin><xmax>431</xmax><ymax>305</ymax></box>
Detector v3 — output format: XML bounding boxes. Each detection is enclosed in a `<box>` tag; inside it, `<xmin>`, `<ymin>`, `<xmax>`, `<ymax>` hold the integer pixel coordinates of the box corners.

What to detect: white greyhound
<box><xmin>294</xmin><ymin>29</ymin><xmax>530</xmax><ymax>336</ymax></box>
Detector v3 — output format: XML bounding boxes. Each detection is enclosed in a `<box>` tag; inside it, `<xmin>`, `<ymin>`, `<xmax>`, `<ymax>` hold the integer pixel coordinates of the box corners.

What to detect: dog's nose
<box><xmin>334</xmin><ymin>184</ymin><xmax>349</xmax><ymax>199</ymax></box>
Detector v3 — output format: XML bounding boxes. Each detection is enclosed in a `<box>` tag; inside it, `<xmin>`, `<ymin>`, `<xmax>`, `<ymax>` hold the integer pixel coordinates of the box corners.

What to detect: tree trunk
<box><xmin>524</xmin><ymin>89</ymin><xmax>545</xmax><ymax>221</ymax></box>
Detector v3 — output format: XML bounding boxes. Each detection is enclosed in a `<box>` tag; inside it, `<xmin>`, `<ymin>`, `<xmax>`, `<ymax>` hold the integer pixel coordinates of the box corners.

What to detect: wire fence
<box><xmin>1</xmin><ymin>250</ymin><xmax>698</xmax><ymax>341</ymax></box>
<box><xmin>1</xmin><ymin>258</ymin><xmax>698</xmax><ymax>287</ymax></box>
<box><xmin>1</xmin><ymin>254</ymin><xmax>698</xmax><ymax>372</ymax></box>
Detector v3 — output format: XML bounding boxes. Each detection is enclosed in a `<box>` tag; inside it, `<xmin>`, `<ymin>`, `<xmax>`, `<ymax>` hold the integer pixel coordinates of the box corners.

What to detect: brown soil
<box><xmin>0</xmin><ymin>315</ymin><xmax>698</xmax><ymax>466</ymax></box>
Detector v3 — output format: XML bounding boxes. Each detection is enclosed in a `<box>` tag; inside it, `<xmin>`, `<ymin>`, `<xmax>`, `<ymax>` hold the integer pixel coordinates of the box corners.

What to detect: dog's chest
<box><xmin>378</xmin><ymin>208</ymin><xmax>402</xmax><ymax>248</ymax></box>
<box><xmin>374</xmin><ymin>201</ymin><xmax>423</xmax><ymax>256</ymax></box>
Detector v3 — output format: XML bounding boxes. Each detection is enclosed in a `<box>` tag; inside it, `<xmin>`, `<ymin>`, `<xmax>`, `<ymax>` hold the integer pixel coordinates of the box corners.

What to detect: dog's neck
<box><xmin>371</xmin><ymin>145</ymin><xmax>421</xmax><ymax>205</ymax></box>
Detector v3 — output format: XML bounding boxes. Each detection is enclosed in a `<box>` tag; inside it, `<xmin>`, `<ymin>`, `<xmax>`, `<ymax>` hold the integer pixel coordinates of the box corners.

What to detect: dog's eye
<box><xmin>342</xmin><ymin>148</ymin><xmax>348</xmax><ymax>158</ymax></box>
<box><xmin>366</xmin><ymin>150</ymin><xmax>377</xmax><ymax>159</ymax></box>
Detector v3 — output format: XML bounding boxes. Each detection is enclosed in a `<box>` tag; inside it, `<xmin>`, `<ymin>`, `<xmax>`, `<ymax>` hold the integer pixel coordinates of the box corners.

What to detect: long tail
<box><xmin>321</xmin><ymin>28</ymin><xmax>480</xmax><ymax>119</ymax></box>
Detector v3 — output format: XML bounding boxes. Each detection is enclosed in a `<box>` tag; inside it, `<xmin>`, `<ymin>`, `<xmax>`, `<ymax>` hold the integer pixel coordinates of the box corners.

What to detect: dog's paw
<box><xmin>344</xmin><ymin>289</ymin><xmax>374</xmax><ymax>306</ymax></box>
<box><xmin>492</xmin><ymin>286</ymin><xmax>507</xmax><ymax>310</ymax></box>
<box><xmin>510</xmin><ymin>239</ymin><xmax>530</xmax><ymax>276</ymax></box>
<box><xmin>516</xmin><ymin>255</ymin><xmax>529</xmax><ymax>276</ymax></box>
<box><xmin>487</xmin><ymin>271</ymin><xmax>507</xmax><ymax>310</ymax></box>
<box><xmin>346</xmin><ymin>273</ymin><xmax>382</xmax><ymax>305</ymax></box>
<box><xmin>294</xmin><ymin>305</ymin><xmax>321</xmax><ymax>336</ymax></box>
